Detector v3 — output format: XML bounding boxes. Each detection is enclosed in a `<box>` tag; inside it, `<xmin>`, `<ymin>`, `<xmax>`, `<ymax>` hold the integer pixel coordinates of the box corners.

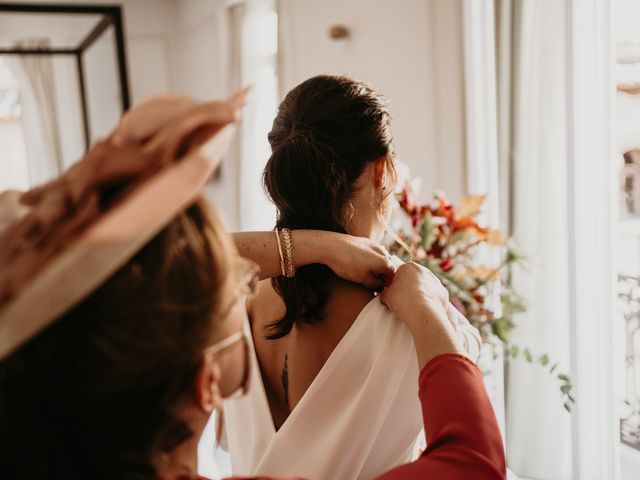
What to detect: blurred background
<box><xmin>0</xmin><ymin>0</ymin><xmax>637</xmax><ymax>479</ymax></box>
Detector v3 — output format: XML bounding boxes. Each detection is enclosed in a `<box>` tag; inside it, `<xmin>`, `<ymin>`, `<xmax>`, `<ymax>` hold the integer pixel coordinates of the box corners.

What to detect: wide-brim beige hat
<box><xmin>0</xmin><ymin>92</ymin><xmax>244</xmax><ymax>359</ymax></box>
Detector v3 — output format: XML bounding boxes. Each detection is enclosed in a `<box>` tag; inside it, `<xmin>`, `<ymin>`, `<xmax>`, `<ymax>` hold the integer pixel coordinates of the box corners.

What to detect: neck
<box><xmin>345</xmin><ymin>214</ymin><xmax>384</xmax><ymax>241</ymax></box>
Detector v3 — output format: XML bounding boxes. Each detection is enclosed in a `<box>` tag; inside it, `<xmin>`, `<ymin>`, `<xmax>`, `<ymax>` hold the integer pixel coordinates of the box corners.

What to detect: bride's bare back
<box><xmin>248</xmin><ymin>279</ymin><xmax>374</xmax><ymax>430</ymax></box>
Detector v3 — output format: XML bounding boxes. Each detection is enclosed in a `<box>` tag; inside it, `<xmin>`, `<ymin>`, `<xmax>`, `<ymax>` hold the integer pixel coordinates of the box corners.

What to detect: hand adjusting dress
<box><xmin>222</xmin><ymin>268</ymin><xmax>482</xmax><ymax>480</ymax></box>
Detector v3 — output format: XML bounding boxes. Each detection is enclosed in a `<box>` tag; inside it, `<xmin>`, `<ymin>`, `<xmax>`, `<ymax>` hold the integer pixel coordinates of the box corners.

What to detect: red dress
<box><xmin>204</xmin><ymin>353</ymin><xmax>506</xmax><ymax>480</ymax></box>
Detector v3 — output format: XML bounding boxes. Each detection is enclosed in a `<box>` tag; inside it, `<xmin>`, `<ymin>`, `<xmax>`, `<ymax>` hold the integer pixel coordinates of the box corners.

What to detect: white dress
<box><xmin>222</xmin><ymin>290</ymin><xmax>481</xmax><ymax>480</ymax></box>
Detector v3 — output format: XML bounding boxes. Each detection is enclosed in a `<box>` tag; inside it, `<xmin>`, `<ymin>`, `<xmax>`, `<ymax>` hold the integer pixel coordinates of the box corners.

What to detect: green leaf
<box><xmin>492</xmin><ymin>318</ymin><xmax>515</xmax><ymax>343</ymax></box>
<box><xmin>509</xmin><ymin>345</ymin><xmax>519</xmax><ymax>359</ymax></box>
<box><xmin>560</xmin><ymin>384</ymin><xmax>572</xmax><ymax>394</ymax></box>
<box><xmin>550</xmin><ymin>363</ymin><xmax>558</xmax><ymax>374</ymax></box>
<box><xmin>539</xmin><ymin>354</ymin><xmax>549</xmax><ymax>366</ymax></box>
<box><xmin>558</xmin><ymin>374</ymin><xmax>570</xmax><ymax>382</ymax></box>
<box><xmin>419</xmin><ymin>213</ymin><xmax>436</xmax><ymax>252</ymax></box>
<box><xmin>563</xmin><ymin>402</ymin><xmax>572</xmax><ymax>413</ymax></box>
<box><xmin>499</xmin><ymin>290</ymin><xmax>527</xmax><ymax>316</ymax></box>
<box><xmin>524</xmin><ymin>348</ymin><xmax>533</xmax><ymax>362</ymax></box>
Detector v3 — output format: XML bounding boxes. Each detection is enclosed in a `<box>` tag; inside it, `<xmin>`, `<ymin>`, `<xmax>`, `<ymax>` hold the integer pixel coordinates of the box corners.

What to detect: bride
<box><xmin>222</xmin><ymin>75</ymin><xmax>482</xmax><ymax>479</ymax></box>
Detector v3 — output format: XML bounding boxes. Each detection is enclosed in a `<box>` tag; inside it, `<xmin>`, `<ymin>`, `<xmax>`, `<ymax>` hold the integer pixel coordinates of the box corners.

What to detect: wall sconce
<box><xmin>329</xmin><ymin>25</ymin><xmax>350</xmax><ymax>40</ymax></box>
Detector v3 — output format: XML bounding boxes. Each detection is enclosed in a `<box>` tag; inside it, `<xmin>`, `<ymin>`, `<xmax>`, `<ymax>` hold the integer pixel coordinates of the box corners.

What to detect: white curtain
<box><xmin>495</xmin><ymin>1</ymin><xmax>573</xmax><ymax>478</ymax></box>
<box><xmin>8</xmin><ymin>39</ymin><xmax>63</xmax><ymax>186</ymax></box>
<box><xmin>206</xmin><ymin>0</ymin><xmax>278</xmax><ymax>232</ymax></box>
<box><xmin>230</xmin><ymin>0</ymin><xmax>278</xmax><ymax>232</ymax></box>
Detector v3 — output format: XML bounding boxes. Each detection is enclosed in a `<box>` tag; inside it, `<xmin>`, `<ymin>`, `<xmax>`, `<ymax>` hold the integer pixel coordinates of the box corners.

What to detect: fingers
<box><xmin>369</xmin><ymin>261</ymin><xmax>395</xmax><ymax>292</ymax></box>
<box><xmin>198</xmin><ymin>88</ymin><xmax>250</xmax><ymax>126</ymax></box>
<box><xmin>379</xmin><ymin>268</ymin><xmax>395</xmax><ymax>287</ymax></box>
<box><xmin>372</xmin><ymin>244</ymin><xmax>396</xmax><ymax>273</ymax></box>
<box><xmin>366</xmin><ymin>245</ymin><xmax>395</xmax><ymax>291</ymax></box>
<box><xmin>378</xmin><ymin>287</ymin><xmax>390</xmax><ymax>306</ymax></box>
<box><xmin>362</xmin><ymin>272</ymin><xmax>383</xmax><ymax>291</ymax></box>
<box><xmin>361</xmin><ymin>269</ymin><xmax>394</xmax><ymax>292</ymax></box>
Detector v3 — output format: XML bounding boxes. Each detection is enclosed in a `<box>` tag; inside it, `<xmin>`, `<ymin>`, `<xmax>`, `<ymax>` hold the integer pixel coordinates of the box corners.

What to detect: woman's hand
<box><xmin>379</xmin><ymin>262</ymin><xmax>448</xmax><ymax>326</ymax></box>
<box><xmin>380</xmin><ymin>262</ymin><xmax>464</xmax><ymax>369</ymax></box>
<box><xmin>321</xmin><ymin>233</ymin><xmax>396</xmax><ymax>291</ymax></box>
<box><xmin>232</xmin><ymin>230</ymin><xmax>395</xmax><ymax>290</ymax></box>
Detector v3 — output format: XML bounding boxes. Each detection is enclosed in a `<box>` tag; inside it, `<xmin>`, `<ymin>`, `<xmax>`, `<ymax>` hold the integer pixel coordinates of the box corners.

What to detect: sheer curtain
<box><xmin>233</xmin><ymin>0</ymin><xmax>278</xmax><ymax>232</ymax></box>
<box><xmin>8</xmin><ymin>39</ymin><xmax>63</xmax><ymax>186</ymax></box>
<box><xmin>494</xmin><ymin>0</ymin><xmax>618</xmax><ymax>478</ymax></box>
<box><xmin>495</xmin><ymin>1</ymin><xmax>573</xmax><ymax>478</ymax></box>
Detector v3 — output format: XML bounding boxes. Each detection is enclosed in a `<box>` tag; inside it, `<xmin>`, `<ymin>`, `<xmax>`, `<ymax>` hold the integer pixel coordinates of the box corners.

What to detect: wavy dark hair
<box><xmin>263</xmin><ymin>75</ymin><xmax>396</xmax><ymax>339</ymax></box>
<box><xmin>0</xmin><ymin>199</ymin><xmax>231</xmax><ymax>480</ymax></box>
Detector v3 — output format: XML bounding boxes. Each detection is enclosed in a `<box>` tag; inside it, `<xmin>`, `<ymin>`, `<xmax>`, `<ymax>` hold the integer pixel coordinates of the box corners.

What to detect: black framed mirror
<box><xmin>0</xmin><ymin>2</ymin><xmax>130</xmax><ymax>184</ymax></box>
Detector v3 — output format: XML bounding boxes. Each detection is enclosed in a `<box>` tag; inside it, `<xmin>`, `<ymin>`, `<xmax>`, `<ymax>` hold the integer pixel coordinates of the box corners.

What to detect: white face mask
<box><xmin>206</xmin><ymin>325</ymin><xmax>252</xmax><ymax>401</ymax></box>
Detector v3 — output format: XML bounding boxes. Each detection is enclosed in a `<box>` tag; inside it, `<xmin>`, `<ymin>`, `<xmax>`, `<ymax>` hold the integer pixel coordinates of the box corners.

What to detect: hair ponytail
<box><xmin>262</xmin><ymin>75</ymin><xmax>395</xmax><ymax>339</ymax></box>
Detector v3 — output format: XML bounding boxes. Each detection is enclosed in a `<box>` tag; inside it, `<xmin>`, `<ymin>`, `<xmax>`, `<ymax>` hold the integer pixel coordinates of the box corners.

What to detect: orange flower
<box><xmin>458</xmin><ymin>195</ymin><xmax>486</xmax><ymax>218</ymax></box>
<box><xmin>485</xmin><ymin>229</ymin><xmax>507</xmax><ymax>246</ymax></box>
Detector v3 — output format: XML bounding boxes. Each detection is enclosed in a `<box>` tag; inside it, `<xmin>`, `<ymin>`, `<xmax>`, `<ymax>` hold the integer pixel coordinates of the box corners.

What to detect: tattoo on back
<box><xmin>281</xmin><ymin>353</ymin><xmax>290</xmax><ymax>408</ymax></box>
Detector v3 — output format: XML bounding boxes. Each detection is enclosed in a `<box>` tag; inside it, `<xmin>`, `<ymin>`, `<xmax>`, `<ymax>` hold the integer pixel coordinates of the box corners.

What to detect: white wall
<box><xmin>427</xmin><ymin>0</ymin><xmax>468</xmax><ymax>202</ymax></box>
<box><xmin>123</xmin><ymin>0</ymin><xmax>177</xmax><ymax>103</ymax></box>
<box><xmin>278</xmin><ymin>0</ymin><xmax>467</xmax><ymax>202</ymax></box>
<box><xmin>119</xmin><ymin>0</ymin><xmax>226</xmax><ymax>102</ymax></box>
<box><xmin>171</xmin><ymin>0</ymin><xmax>242</xmax><ymax>230</ymax></box>
<box><xmin>7</xmin><ymin>0</ymin><xmax>468</xmax><ymax>222</ymax></box>
<box><xmin>113</xmin><ymin>0</ymin><xmax>227</xmax><ymax>101</ymax></box>
<box><xmin>119</xmin><ymin>0</ymin><xmax>239</xmax><ymax>228</ymax></box>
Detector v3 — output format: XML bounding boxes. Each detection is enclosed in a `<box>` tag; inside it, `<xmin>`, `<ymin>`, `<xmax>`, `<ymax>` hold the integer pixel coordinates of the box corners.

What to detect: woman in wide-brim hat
<box><xmin>0</xmin><ymin>91</ymin><xmax>505</xmax><ymax>480</ymax></box>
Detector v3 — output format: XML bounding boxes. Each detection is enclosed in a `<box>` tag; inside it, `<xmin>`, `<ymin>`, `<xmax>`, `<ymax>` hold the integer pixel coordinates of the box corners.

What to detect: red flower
<box><xmin>439</xmin><ymin>258</ymin><xmax>454</xmax><ymax>271</ymax></box>
<box><xmin>399</xmin><ymin>184</ymin><xmax>416</xmax><ymax>212</ymax></box>
<box><xmin>400</xmin><ymin>184</ymin><xmax>432</xmax><ymax>227</ymax></box>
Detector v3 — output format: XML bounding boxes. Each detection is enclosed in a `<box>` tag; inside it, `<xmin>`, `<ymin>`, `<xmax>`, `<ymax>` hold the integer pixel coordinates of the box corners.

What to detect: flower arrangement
<box><xmin>386</xmin><ymin>179</ymin><xmax>575</xmax><ymax>411</ymax></box>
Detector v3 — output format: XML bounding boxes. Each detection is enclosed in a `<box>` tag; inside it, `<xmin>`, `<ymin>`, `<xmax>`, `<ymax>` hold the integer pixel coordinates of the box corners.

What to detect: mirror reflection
<box><xmin>0</xmin><ymin>4</ymin><xmax>129</xmax><ymax>189</ymax></box>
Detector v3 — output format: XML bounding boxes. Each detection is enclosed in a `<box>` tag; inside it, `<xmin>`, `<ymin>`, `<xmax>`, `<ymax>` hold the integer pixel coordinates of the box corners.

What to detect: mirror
<box><xmin>0</xmin><ymin>3</ymin><xmax>130</xmax><ymax>189</ymax></box>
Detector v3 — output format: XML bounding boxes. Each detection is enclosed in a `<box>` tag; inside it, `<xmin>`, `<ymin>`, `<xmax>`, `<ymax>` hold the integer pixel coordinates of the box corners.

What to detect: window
<box><xmin>615</xmin><ymin>0</ymin><xmax>640</xmax><ymax>476</ymax></box>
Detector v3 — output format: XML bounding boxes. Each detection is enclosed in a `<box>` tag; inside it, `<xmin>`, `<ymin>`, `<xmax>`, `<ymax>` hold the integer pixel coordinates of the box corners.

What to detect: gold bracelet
<box><xmin>280</xmin><ymin>228</ymin><xmax>296</xmax><ymax>278</ymax></box>
<box><xmin>275</xmin><ymin>229</ymin><xmax>286</xmax><ymax>277</ymax></box>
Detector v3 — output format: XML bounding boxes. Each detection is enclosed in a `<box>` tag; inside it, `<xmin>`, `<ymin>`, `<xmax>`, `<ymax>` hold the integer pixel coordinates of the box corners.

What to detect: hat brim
<box><xmin>0</xmin><ymin>124</ymin><xmax>236</xmax><ymax>359</ymax></box>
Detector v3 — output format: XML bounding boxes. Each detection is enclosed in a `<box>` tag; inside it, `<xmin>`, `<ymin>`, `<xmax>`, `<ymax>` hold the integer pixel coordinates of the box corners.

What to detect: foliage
<box><xmin>386</xmin><ymin>183</ymin><xmax>575</xmax><ymax>411</ymax></box>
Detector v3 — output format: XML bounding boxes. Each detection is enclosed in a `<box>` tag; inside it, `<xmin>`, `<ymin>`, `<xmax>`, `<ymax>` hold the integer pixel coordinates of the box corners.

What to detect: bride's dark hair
<box><xmin>263</xmin><ymin>74</ymin><xmax>396</xmax><ymax>339</ymax></box>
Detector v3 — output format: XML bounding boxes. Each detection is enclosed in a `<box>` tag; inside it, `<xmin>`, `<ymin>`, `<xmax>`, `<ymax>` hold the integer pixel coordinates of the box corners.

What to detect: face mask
<box><xmin>206</xmin><ymin>326</ymin><xmax>252</xmax><ymax>400</ymax></box>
